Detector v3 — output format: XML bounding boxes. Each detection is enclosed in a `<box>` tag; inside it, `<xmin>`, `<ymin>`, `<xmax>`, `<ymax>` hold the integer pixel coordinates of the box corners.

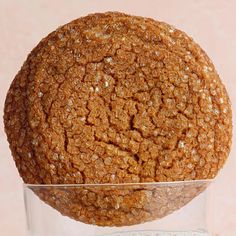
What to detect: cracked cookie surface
<box><xmin>4</xmin><ymin>12</ymin><xmax>232</xmax><ymax>226</ymax></box>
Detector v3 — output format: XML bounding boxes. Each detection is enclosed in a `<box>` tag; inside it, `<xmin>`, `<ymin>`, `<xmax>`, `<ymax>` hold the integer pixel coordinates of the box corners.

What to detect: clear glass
<box><xmin>23</xmin><ymin>180</ymin><xmax>214</xmax><ymax>236</ymax></box>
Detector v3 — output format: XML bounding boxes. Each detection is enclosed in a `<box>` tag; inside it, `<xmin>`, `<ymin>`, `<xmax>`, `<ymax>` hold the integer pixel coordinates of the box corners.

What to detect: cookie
<box><xmin>4</xmin><ymin>12</ymin><xmax>232</xmax><ymax>226</ymax></box>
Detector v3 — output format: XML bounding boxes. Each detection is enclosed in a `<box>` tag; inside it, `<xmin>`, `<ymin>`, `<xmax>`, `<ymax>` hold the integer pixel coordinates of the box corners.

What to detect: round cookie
<box><xmin>4</xmin><ymin>12</ymin><xmax>232</xmax><ymax>226</ymax></box>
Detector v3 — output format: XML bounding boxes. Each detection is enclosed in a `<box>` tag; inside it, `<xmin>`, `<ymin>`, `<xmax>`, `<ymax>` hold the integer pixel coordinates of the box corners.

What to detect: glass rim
<box><xmin>23</xmin><ymin>179</ymin><xmax>213</xmax><ymax>188</ymax></box>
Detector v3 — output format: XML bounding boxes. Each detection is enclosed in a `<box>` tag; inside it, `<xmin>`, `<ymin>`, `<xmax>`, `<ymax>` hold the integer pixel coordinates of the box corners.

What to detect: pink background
<box><xmin>0</xmin><ymin>0</ymin><xmax>235</xmax><ymax>235</ymax></box>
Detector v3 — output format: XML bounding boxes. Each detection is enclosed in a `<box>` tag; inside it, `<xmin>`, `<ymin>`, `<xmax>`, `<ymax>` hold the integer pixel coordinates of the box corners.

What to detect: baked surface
<box><xmin>4</xmin><ymin>12</ymin><xmax>232</xmax><ymax>225</ymax></box>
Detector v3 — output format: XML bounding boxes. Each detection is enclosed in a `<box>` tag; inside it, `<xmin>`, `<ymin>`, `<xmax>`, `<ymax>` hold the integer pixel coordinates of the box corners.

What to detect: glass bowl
<box><xmin>23</xmin><ymin>180</ymin><xmax>214</xmax><ymax>236</ymax></box>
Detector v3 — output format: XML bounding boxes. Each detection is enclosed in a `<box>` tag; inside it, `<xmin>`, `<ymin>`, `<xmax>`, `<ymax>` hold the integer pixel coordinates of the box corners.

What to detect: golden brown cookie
<box><xmin>4</xmin><ymin>12</ymin><xmax>232</xmax><ymax>226</ymax></box>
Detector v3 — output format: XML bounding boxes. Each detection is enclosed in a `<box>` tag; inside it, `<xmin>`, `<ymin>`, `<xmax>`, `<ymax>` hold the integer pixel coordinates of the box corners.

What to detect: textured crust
<box><xmin>4</xmin><ymin>12</ymin><xmax>232</xmax><ymax>226</ymax></box>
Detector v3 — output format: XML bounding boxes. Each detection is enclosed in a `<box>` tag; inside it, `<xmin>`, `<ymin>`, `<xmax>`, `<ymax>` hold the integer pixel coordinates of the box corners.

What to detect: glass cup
<box><xmin>23</xmin><ymin>180</ymin><xmax>214</xmax><ymax>236</ymax></box>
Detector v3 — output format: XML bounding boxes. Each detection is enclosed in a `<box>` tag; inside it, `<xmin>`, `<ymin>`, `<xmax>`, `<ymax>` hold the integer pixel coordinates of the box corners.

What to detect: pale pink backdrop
<box><xmin>0</xmin><ymin>0</ymin><xmax>235</xmax><ymax>235</ymax></box>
